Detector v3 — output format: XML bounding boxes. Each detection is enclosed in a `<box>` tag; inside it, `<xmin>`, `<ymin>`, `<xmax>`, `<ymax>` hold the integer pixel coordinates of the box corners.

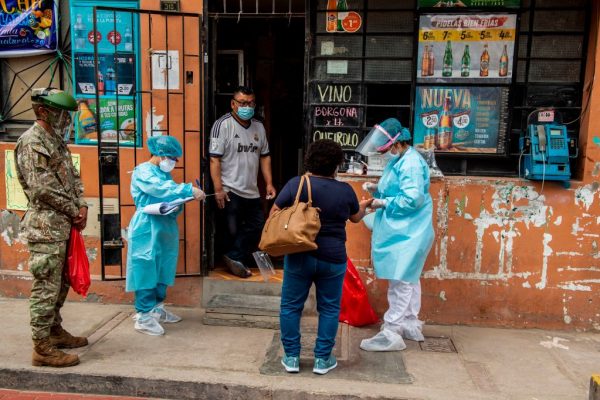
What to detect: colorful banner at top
<box><xmin>418</xmin><ymin>0</ymin><xmax>520</xmax><ymax>7</ymax></box>
<box><xmin>0</xmin><ymin>0</ymin><xmax>58</xmax><ymax>57</ymax></box>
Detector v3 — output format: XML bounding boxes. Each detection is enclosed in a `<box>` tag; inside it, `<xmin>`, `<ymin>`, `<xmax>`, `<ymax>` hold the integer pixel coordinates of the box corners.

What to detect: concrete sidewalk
<box><xmin>0</xmin><ymin>297</ymin><xmax>598</xmax><ymax>400</ymax></box>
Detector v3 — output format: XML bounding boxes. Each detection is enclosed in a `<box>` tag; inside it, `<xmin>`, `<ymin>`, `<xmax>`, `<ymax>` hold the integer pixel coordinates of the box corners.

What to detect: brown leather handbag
<box><xmin>259</xmin><ymin>174</ymin><xmax>321</xmax><ymax>257</ymax></box>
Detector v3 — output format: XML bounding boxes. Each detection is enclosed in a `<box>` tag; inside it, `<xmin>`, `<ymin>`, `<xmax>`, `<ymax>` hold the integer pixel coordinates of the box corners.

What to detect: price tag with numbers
<box><xmin>117</xmin><ymin>84</ymin><xmax>133</xmax><ymax>95</ymax></box>
<box><xmin>422</xmin><ymin>114</ymin><xmax>439</xmax><ymax>128</ymax></box>
<box><xmin>538</xmin><ymin>110</ymin><xmax>554</xmax><ymax>122</ymax></box>
<box><xmin>78</xmin><ymin>83</ymin><xmax>96</xmax><ymax>94</ymax></box>
<box><xmin>453</xmin><ymin>114</ymin><xmax>470</xmax><ymax>129</ymax></box>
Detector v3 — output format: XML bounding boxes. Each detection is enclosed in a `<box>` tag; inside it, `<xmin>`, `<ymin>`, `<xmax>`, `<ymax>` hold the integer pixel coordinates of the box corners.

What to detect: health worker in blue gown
<box><xmin>126</xmin><ymin>135</ymin><xmax>205</xmax><ymax>336</ymax></box>
<box><xmin>356</xmin><ymin>118</ymin><xmax>434</xmax><ymax>352</ymax></box>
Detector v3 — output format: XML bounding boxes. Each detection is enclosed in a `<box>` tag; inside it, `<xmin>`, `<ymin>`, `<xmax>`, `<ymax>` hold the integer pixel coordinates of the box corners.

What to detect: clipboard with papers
<box><xmin>143</xmin><ymin>197</ymin><xmax>195</xmax><ymax>215</ymax></box>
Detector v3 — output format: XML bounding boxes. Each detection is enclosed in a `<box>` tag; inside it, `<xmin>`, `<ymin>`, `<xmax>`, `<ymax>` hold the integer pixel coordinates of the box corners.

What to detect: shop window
<box><xmin>306</xmin><ymin>0</ymin><xmax>591</xmax><ymax>177</ymax></box>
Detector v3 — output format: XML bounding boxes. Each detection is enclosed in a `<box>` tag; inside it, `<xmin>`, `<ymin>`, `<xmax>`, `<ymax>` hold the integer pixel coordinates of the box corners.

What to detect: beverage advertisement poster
<box><xmin>413</xmin><ymin>86</ymin><xmax>509</xmax><ymax>154</ymax></box>
<box><xmin>70</xmin><ymin>0</ymin><xmax>140</xmax><ymax>146</ymax></box>
<box><xmin>325</xmin><ymin>0</ymin><xmax>362</xmax><ymax>33</ymax></box>
<box><xmin>417</xmin><ymin>14</ymin><xmax>516</xmax><ymax>84</ymax></box>
<box><xmin>73</xmin><ymin>53</ymin><xmax>136</xmax><ymax>96</ymax></box>
<box><xmin>75</xmin><ymin>98</ymin><xmax>137</xmax><ymax>145</ymax></box>
<box><xmin>0</xmin><ymin>0</ymin><xmax>58</xmax><ymax>57</ymax></box>
<box><xmin>418</xmin><ymin>0</ymin><xmax>520</xmax><ymax>7</ymax></box>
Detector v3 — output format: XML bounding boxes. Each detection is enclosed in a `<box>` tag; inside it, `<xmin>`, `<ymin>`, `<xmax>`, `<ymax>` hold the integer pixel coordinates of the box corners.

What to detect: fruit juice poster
<box><xmin>417</xmin><ymin>14</ymin><xmax>516</xmax><ymax>84</ymax></box>
<box><xmin>75</xmin><ymin>98</ymin><xmax>138</xmax><ymax>145</ymax></box>
<box><xmin>73</xmin><ymin>52</ymin><xmax>135</xmax><ymax>96</ymax></box>
<box><xmin>413</xmin><ymin>86</ymin><xmax>508</xmax><ymax>154</ymax></box>
<box><xmin>0</xmin><ymin>0</ymin><xmax>58</xmax><ymax>57</ymax></box>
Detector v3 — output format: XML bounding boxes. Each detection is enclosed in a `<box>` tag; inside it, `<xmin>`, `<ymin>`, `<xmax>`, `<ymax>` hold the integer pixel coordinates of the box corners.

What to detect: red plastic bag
<box><xmin>67</xmin><ymin>227</ymin><xmax>91</xmax><ymax>296</ymax></box>
<box><xmin>339</xmin><ymin>258</ymin><xmax>379</xmax><ymax>327</ymax></box>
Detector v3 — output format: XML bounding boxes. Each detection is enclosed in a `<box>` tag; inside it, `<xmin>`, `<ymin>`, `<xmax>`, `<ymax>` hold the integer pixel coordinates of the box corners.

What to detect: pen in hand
<box><xmin>195</xmin><ymin>178</ymin><xmax>216</xmax><ymax>197</ymax></box>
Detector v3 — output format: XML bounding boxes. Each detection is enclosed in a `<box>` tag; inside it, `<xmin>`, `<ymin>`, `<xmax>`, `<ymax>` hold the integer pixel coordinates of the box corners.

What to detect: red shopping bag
<box><xmin>67</xmin><ymin>227</ymin><xmax>91</xmax><ymax>296</ymax></box>
<box><xmin>339</xmin><ymin>258</ymin><xmax>379</xmax><ymax>326</ymax></box>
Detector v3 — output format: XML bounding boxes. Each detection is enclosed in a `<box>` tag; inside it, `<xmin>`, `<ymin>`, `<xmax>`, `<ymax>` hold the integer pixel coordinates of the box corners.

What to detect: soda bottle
<box><xmin>461</xmin><ymin>45</ymin><xmax>470</xmax><ymax>77</ymax></box>
<box><xmin>480</xmin><ymin>44</ymin><xmax>489</xmax><ymax>77</ymax></box>
<box><xmin>97</xmin><ymin>70</ymin><xmax>105</xmax><ymax>96</ymax></box>
<box><xmin>336</xmin><ymin>0</ymin><xmax>348</xmax><ymax>32</ymax></box>
<box><xmin>73</xmin><ymin>14</ymin><xmax>86</xmax><ymax>50</ymax></box>
<box><xmin>499</xmin><ymin>44</ymin><xmax>509</xmax><ymax>77</ymax></box>
<box><xmin>123</xmin><ymin>27</ymin><xmax>133</xmax><ymax>52</ymax></box>
<box><xmin>442</xmin><ymin>41</ymin><xmax>453</xmax><ymax>77</ymax></box>
<box><xmin>326</xmin><ymin>0</ymin><xmax>337</xmax><ymax>33</ymax></box>
<box><xmin>105</xmin><ymin>66</ymin><xmax>116</xmax><ymax>93</ymax></box>
<box><xmin>78</xmin><ymin>100</ymin><xmax>97</xmax><ymax>140</ymax></box>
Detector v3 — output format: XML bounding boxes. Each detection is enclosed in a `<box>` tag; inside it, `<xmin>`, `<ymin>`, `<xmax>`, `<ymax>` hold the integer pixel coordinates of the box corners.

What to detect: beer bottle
<box><xmin>78</xmin><ymin>100</ymin><xmax>98</xmax><ymax>140</ymax></box>
<box><xmin>326</xmin><ymin>0</ymin><xmax>337</xmax><ymax>33</ymax></box>
<box><xmin>439</xmin><ymin>96</ymin><xmax>453</xmax><ymax>150</ymax></box>
<box><xmin>442</xmin><ymin>41</ymin><xmax>453</xmax><ymax>77</ymax></box>
<box><xmin>428</xmin><ymin>44</ymin><xmax>435</xmax><ymax>75</ymax></box>
<box><xmin>421</xmin><ymin>45</ymin><xmax>430</xmax><ymax>77</ymax></box>
<box><xmin>336</xmin><ymin>0</ymin><xmax>348</xmax><ymax>32</ymax></box>
<box><xmin>480</xmin><ymin>44</ymin><xmax>489</xmax><ymax>77</ymax></box>
<box><xmin>499</xmin><ymin>44</ymin><xmax>509</xmax><ymax>77</ymax></box>
<box><xmin>461</xmin><ymin>45</ymin><xmax>470</xmax><ymax>77</ymax></box>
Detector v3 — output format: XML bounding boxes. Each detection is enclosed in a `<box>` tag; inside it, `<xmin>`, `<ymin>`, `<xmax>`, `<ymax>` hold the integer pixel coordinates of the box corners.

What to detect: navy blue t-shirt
<box><xmin>274</xmin><ymin>176</ymin><xmax>359</xmax><ymax>264</ymax></box>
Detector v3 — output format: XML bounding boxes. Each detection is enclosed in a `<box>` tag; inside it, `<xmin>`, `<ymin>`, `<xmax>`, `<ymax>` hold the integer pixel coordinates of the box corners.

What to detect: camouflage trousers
<box><xmin>28</xmin><ymin>241</ymin><xmax>70</xmax><ymax>340</ymax></box>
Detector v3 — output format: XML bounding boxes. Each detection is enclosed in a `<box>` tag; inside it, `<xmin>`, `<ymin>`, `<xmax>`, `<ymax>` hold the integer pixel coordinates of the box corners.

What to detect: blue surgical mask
<box><xmin>237</xmin><ymin>106</ymin><xmax>255</xmax><ymax>121</ymax></box>
<box><xmin>159</xmin><ymin>157</ymin><xmax>176</xmax><ymax>173</ymax></box>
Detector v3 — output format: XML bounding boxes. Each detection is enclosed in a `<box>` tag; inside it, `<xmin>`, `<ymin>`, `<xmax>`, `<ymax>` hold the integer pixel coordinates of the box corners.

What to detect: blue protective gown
<box><xmin>125</xmin><ymin>162</ymin><xmax>193</xmax><ymax>292</ymax></box>
<box><xmin>371</xmin><ymin>147</ymin><xmax>434</xmax><ymax>283</ymax></box>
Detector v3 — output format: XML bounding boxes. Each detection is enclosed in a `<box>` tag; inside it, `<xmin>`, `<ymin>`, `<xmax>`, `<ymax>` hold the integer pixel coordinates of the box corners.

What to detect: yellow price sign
<box><xmin>419</xmin><ymin>28</ymin><xmax>516</xmax><ymax>42</ymax></box>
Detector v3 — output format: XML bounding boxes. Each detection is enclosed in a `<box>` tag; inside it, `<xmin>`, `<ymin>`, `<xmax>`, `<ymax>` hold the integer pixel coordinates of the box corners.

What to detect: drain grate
<box><xmin>419</xmin><ymin>336</ymin><xmax>457</xmax><ymax>353</ymax></box>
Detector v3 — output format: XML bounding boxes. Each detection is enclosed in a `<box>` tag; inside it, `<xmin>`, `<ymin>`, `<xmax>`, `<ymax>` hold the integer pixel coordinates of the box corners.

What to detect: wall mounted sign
<box><xmin>0</xmin><ymin>0</ymin><xmax>58</xmax><ymax>57</ymax></box>
<box><xmin>413</xmin><ymin>86</ymin><xmax>509</xmax><ymax>154</ymax></box>
<box><xmin>417</xmin><ymin>0</ymin><xmax>520</xmax><ymax>8</ymax></box>
<box><xmin>417</xmin><ymin>14</ymin><xmax>516</xmax><ymax>84</ymax></box>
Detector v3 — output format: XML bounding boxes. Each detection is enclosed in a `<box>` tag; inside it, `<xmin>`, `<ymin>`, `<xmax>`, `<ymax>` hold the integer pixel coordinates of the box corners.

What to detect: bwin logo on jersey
<box><xmin>237</xmin><ymin>143</ymin><xmax>259</xmax><ymax>153</ymax></box>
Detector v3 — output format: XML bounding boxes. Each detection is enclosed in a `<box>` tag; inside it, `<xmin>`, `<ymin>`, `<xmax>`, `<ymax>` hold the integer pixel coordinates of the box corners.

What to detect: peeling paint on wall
<box><xmin>0</xmin><ymin>210</ymin><xmax>22</xmax><ymax>246</ymax></box>
<box><xmin>536</xmin><ymin>233</ymin><xmax>553</xmax><ymax>290</ymax></box>
<box><xmin>593</xmin><ymin>162</ymin><xmax>600</xmax><ymax>177</ymax></box>
<box><xmin>554</xmin><ymin>216</ymin><xmax>562</xmax><ymax>226</ymax></box>
<box><xmin>574</xmin><ymin>182</ymin><xmax>599</xmax><ymax>211</ymax></box>
<box><xmin>86</xmin><ymin>247</ymin><xmax>98</xmax><ymax>262</ymax></box>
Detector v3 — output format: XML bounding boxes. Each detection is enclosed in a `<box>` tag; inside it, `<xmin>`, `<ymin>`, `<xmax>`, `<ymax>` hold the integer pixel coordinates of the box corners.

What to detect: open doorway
<box><xmin>206</xmin><ymin>14</ymin><xmax>305</xmax><ymax>273</ymax></box>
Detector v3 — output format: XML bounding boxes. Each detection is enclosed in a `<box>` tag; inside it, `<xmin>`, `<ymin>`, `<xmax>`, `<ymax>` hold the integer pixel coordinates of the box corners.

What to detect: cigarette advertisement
<box><xmin>417</xmin><ymin>14</ymin><xmax>516</xmax><ymax>84</ymax></box>
<box><xmin>413</xmin><ymin>86</ymin><xmax>509</xmax><ymax>154</ymax></box>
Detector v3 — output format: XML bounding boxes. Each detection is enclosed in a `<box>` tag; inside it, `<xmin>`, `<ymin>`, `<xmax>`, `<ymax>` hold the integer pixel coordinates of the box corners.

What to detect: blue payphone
<box><xmin>519</xmin><ymin>109</ymin><xmax>577</xmax><ymax>183</ymax></box>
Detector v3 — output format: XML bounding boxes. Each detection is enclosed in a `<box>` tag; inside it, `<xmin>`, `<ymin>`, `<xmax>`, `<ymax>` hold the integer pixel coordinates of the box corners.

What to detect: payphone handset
<box><xmin>536</xmin><ymin>124</ymin><xmax>547</xmax><ymax>153</ymax></box>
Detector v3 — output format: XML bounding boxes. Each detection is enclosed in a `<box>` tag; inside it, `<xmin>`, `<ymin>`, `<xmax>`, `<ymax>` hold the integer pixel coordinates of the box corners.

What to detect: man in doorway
<box><xmin>15</xmin><ymin>88</ymin><xmax>88</xmax><ymax>367</ymax></box>
<box><xmin>209</xmin><ymin>86</ymin><xmax>276</xmax><ymax>278</ymax></box>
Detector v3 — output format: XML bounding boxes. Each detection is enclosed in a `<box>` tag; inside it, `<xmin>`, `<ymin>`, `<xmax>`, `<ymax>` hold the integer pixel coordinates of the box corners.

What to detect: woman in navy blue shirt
<box><xmin>271</xmin><ymin>139</ymin><xmax>372</xmax><ymax>375</ymax></box>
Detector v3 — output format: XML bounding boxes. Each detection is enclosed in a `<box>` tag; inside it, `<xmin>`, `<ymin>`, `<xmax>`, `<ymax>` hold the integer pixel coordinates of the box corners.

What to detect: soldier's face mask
<box><xmin>43</xmin><ymin>107</ymin><xmax>73</xmax><ymax>140</ymax></box>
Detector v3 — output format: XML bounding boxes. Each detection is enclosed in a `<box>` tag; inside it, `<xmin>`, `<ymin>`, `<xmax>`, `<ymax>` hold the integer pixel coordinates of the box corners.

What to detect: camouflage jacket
<box><xmin>15</xmin><ymin>123</ymin><xmax>87</xmax><ymax>243</ymax></box>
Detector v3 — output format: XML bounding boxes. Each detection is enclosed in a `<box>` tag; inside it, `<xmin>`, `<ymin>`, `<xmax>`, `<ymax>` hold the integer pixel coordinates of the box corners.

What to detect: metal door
<box><xmin>94</xmin><ymin>6</ymin><xmax>207</xmax><ymax>280</ymax></box>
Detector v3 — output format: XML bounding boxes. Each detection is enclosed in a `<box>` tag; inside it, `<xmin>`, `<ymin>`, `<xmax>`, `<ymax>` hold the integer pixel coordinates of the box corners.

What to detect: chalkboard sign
<box><xmin>312</xmin><ymin>128</ymin><xmax>365</xmax><ymax>151</ymax></box>
<box><xmin>311</xmin><ymin>83</ymin><xmax>361</xmax><ymax>104</ymax></box>
<box><xmin>313</xmin><ymin>105</ymin><xmax>362</xmax><ymax>127</ymax></box>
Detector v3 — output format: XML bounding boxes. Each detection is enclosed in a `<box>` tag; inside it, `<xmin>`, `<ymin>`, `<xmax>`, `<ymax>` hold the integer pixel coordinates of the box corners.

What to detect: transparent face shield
<box><xmin>355</xmin><ymin>124</ymin><xmax>400</xmax><ymax>156</ymax></box>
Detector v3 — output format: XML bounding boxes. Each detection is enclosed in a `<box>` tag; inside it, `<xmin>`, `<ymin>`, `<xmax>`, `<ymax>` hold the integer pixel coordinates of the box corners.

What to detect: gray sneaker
<box><xmin>223</xmin><ymin>255</ymin><xmax>252</xmax><ymax>278</ymax></box>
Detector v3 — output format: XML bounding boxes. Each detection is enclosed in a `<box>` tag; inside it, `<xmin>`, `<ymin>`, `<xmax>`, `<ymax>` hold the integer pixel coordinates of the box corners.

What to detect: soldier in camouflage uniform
<box><xmin>15</xmin><ymin>88</ymin><xmax>89</xmax><ymax>368</ymax></box>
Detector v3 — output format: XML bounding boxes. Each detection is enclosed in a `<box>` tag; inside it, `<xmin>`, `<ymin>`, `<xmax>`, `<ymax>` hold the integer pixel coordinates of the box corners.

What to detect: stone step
<box><xmin>206</xmin><ymin>293</ymin><xmax>281</xmax><ymax>316</ymax></box>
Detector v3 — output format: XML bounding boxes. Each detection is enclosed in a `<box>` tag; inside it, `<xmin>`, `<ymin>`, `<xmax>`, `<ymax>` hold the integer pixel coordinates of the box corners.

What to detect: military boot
<box><xmin>32</xmin><ymin>338</ymin><xmax>80</xmax><ymax>367</ymax></box>
<box><xmin>49</xmin><ymin>325</ymin><xmax>88</xmax><ymax>349</ymax></box>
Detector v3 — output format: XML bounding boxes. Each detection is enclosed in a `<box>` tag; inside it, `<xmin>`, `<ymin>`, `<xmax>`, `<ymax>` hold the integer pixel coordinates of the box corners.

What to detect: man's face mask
<box><xmin>159</xmin><ymin>157</ymin><xmax>176</xmax><ymax>173</ymax></box>
<box><xmin>236</xmin><ymin>106</ymin><xmax>255</xmax><ymax>121</ymax></box>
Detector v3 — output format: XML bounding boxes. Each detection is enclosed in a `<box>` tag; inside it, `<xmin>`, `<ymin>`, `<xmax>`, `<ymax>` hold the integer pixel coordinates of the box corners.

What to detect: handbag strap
<box><xmin>293</xmin><ymin>174</ymin><xmax>313</xmax><ymax>205</ymax></box>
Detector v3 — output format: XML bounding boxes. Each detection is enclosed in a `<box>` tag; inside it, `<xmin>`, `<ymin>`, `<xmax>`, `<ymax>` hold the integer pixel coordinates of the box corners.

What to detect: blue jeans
<box><xmin>222</xmin><ymin>192</ymin><xmax>265</xmax><ymax>262</ymax></box>
<box><xmin>135</xmin><ymin>283</ymin><xmax>167</xmax><ymax>313</ymax></box>
<box><xmin>280</xmin><ymin>253</ymin><xmax>346</xmax><ymax>358</ymax></box>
